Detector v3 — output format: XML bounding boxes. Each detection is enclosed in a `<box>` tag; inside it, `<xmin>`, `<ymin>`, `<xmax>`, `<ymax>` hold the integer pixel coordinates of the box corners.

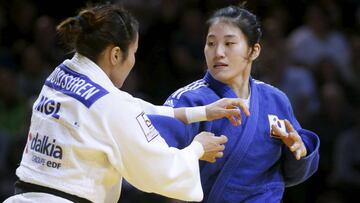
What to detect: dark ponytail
<box><xmin>56</xmin><ymin>4</ymin><xmax>139</xmax><ymax>63</ymax></box>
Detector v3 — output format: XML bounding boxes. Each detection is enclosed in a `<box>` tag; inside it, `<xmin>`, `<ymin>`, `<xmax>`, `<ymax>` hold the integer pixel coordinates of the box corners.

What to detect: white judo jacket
<box><xmin>12</xmin><ymin>54</ymin><xmax>204</xmax><ymax>203</ymax></box>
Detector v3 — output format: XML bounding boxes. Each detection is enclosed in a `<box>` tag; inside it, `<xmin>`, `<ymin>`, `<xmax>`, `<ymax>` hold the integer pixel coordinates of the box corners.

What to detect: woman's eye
<box><xmin>207</xmin><ymin>41</ymin><xmax>215</xmax><ymax>46</ymax></box>
<box><xmin>225</xmin><ymin>42</ymin><xmax>235</xmax><ymax>46</ymax></box>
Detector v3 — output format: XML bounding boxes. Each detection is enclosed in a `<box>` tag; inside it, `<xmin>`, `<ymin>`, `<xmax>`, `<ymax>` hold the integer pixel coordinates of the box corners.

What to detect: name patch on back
<box><xmin>45</xmin><ymin>64</ymin><xmax>108</xmax><ymax>108</ymax></box>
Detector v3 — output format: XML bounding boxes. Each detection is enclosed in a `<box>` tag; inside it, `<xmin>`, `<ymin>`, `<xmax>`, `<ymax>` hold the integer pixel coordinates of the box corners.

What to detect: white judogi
<box><xmin>5</xmin><ymin>53</ymin><xmax>204</xmax><ymax>203</ymax></box>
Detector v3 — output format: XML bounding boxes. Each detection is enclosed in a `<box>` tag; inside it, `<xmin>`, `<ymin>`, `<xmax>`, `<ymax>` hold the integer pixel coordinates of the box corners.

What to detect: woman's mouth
<box><xmin>213</xmin><ymin>62</ymin><xmax>228</xmax><ymax>69</ymax></box>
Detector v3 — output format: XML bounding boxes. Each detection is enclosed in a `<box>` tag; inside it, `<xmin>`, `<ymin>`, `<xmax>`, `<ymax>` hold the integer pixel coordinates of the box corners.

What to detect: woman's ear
<box><xmin>250</xmin><ymin>43</ymin><xmax>261</xmax><ymax>61</ymax></box>
<box><xmin>110</xmin><ymin>46</ymin><xmax>122</xmax><ymax>66</ymax></box>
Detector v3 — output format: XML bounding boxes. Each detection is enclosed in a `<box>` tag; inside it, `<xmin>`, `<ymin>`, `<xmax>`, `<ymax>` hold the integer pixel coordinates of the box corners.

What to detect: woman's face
<box><xmin>110</xmin><ymin>34</ymin><xmax>138</xmax><ymax>88</ymax></box>
<box><xmin>204</xmin><ymin>21</ymin><xmax>255</xmax><ymax>85</ymax></box>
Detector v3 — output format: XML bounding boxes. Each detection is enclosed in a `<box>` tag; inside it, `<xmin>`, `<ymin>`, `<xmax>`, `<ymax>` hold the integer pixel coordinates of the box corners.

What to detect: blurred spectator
<box><xmin>0</xmin><ymin>68</ymin><xmax>27</xmax><ymax>137</ymax></box>
<box><xmin>0</xmin><ymin>128</ymin><xmax>11</xmax><ymax>200</ymax></box>
<box><xmin>0</xmin><ymin>0</ymin><xmax>359</xmax><ymax>202</ymax></box>
<box><xmin>280</xmin><ymin>64</ymin><xmax>319</xmax><ymax>126</ymax></box>
<box><xmin>257</xmin><ymin>49</ymin><xmax>319</xmax><ymax>127</ymax></box>
<box><xmin>17</xmin><ymin>45</ymin><xmax>50</xmax><ymax>98</ymax></box>
<box><xmin>313</xmin><ymin>83</ymin><xmax>354</xmax><ymax>168</ymax></box>
<box><xmin>306</xmin><ymin>82</ymin><xmax>355</xmax><ymax>202</ymax></box>
<box><xmin>170</xmin><ymin>8</ymin><xmax>205</xmax><ymax>82</ymax></box>
<box><xmin>33</xmin><ymin>15</ymin><xmax>65</xmax><ymax>68</ymax></box>
<box><xmin>331</xmin><ymin>107</ymin><xmax>360</xmax><ymax>203</ymax></box>
<box><xmin>255</xmin><ymin>8</ymin><xmax>289</xmax><ymax>86</ymax></box>
<box><xmin>135</xmin><ymin>0</ymin><xmax>183</xmax><ymax>103</ymax></box>
<box><xmin>287</xmin><ymin>3</ymin><xmax>354</xmax><ymax>84</ymax></box>
<box><xmin>0</xmin><ymin>5</ymin><xmax>7</xmax><ymax>45</ymax></box>
<box><xmin>2</xmin><ymin>0</ymin><xmax>37</xmax><ymax>46</ymax></box>
<box><xmin>115</xmin><ymin>0</ymin><xmax>160</xmax><ymax>32</ymax></box>
<box><xmin>313</xmin><ymin>58</ymin><xmax>343</xmax><ymax>86</ymax></box>
<box><xmin>347</xmin><ymin>5</ymin><xmax>360</xmax><ymax>105</ymax></box>
<box><xmin>121</xmin><ymin>69</ymin><xmax>150</xmax><ymax>100</ymax></box>
<box><xmin>312</xmin><ymin>57</ymin><xmax>359</xmax><ymax>106</ymax></box>
<box><xmin>261</xmin><ymin>5</ymin><xmax>289</xmax><ymax>50</ymax></box>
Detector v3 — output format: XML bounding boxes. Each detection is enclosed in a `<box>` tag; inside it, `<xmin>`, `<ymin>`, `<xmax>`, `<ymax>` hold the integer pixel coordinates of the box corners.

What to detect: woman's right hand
<box><xmin>194</xmin><ymin>132</ymin><xmax>228</xmax><ymax>163</ymax></box>
<box><xmin>206</xmin><ymin>98</ymin><xmax>250</xmax><ymax>126</ymax></box>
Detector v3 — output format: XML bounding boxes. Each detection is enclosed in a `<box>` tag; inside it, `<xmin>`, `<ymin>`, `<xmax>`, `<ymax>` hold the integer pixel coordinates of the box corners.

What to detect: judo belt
<box><xmin>15</xmin><ymin>180</ymin><xmax>92</xmax><ymax>203</ymax></box>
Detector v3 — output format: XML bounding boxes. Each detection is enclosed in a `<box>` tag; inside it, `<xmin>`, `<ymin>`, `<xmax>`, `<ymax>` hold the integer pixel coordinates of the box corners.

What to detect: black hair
<box><xmin>56</xmin><ymin>3</ymin><xmax>139</xmax><ymax>63</ymax></box>
<box><xmin>207</xmin><ymin>5</ymin><xmax>262</xmax><ymax>48</ymax></box>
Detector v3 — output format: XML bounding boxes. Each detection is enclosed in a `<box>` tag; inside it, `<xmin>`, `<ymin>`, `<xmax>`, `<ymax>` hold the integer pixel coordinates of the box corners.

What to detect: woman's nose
<box><xmin>215</xmin><ymin>45</ymin><xmax>225</xmax><ymax>58</ymax></box>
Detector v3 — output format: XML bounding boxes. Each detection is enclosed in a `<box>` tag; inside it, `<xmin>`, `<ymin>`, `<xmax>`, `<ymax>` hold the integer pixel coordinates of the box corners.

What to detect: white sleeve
<box><xmin>134</xmin><ymin>98</ymin><xmax>174</xmax><ymax>117</ymax></box>
<box><xmin>109</xmin><ymin>99</ymin><xmax>204</xmax><ymax>201</ymax></box>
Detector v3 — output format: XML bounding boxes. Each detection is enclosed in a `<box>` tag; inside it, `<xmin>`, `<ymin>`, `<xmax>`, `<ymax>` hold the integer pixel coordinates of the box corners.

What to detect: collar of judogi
<box><xmin>203</xmin><ymin>71</ymin><xmax>253</xmax><ymax>101</ymax></box>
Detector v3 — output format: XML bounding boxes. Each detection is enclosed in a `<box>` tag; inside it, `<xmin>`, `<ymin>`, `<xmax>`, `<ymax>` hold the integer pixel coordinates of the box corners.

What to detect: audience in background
<box><xmin>0</xmin><ymin>0</ymin><xmax>359</xmax><ymax>202</ymax></box>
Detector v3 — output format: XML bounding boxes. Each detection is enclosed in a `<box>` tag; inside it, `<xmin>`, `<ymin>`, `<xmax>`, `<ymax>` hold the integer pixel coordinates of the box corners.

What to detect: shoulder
<box><xmin>96</xmin><ymin>89</ymin><xmax>143</xmax><ymax>118</ymax></box>
<box><xmin>252</xmin><ymin>78</ymin><xmax>290</xmax><ymax>104</ymax></box>
<box><xmin>165</xmin><ymin>79</ymin><xmax>214</xmax><ymax>107</ymax></box>
<box><xmin>170</xmin><ymin>79</ymin><xmax>209</xmax><ymax>99</ymax></box>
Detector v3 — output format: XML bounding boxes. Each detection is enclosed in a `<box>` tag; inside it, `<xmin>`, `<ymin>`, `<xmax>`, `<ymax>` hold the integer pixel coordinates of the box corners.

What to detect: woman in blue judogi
<box><xmin>149</xmin><ymin>5</ymin><xmax>320</xmax><ymax>203</ymax></box>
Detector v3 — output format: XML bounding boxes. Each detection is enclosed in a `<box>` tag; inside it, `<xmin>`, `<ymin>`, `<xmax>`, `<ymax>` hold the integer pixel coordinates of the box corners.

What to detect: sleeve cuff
<box><xmin>298</xmin><ymin>129</ymin><xmax>320</xmax><ymax>157</ymax></box>
<box><xmin>184</xmin><ymin>140</ymin><xmax>204</xmax><ymax>159</ymax></box>
<box><xmin>157</xmin><ymin>106</ymin><xmax>175</xmax><ymax>117</ymax></box>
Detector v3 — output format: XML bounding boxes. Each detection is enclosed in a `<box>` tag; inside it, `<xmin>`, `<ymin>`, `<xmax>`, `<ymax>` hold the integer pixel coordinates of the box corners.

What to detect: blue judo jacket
<box><xmin>148</xmin><ymin>72</ymin><xmax>319</xmax><ymax>203</ymax></box>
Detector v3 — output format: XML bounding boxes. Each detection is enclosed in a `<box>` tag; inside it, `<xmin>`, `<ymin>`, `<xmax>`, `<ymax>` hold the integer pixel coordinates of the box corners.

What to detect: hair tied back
<box><xmin>76</xmin><ymin>14</ymin><xmax>93</xmax><ymax>32</ymax></box>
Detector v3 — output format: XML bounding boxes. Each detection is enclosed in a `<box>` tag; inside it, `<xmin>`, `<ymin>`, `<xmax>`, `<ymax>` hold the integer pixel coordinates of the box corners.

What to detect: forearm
<box><xmin>121</xmin><ymin>138</ymin><xmax>204</xmax><ymax>201</ymax></box>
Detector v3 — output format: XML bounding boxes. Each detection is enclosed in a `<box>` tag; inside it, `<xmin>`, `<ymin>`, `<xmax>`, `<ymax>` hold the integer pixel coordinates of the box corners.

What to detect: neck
<box><xmin>96</xmin><ymin>51</ymin><xmax>112</xmax><ymax>77</ymax></box>
<box><xmin>228</xmin><ymin>65</ymin><xmax>251</xmax><ymax>99</ymax></box>
<box><xmin>229</xmin><ymin>79</ymin><xmax>249</xmax><ymax>99</ymax></box>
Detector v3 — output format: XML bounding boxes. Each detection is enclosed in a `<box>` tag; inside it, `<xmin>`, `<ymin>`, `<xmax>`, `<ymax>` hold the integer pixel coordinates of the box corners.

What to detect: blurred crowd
<box><xmin>0</xmin><ymin>0</ymin><xmax>359</xmax><ymax>202</ymax></box>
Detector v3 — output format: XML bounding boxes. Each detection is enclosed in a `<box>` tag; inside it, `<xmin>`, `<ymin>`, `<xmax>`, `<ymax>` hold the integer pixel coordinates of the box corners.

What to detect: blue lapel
<box><xmin>204</xmin><ymin>73</ymin><xmax>260</xmax><ymax>202</ymax></box>
<box><xmin>204</xmin><ymin>72</ymin><xmax>238</xmax><ymax>99</ymax></box>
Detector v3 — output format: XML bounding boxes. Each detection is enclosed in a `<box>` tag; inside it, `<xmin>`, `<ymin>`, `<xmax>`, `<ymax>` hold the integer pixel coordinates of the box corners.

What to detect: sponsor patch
<box><xmin>136</xmin><ymin>112</ymin><xmax>159</xmax><ymax>142</ymax></box>
<box><xmin>25</xmin><ymin>132</ymin><xmax>63</xmax><ymax>169</ymax></box>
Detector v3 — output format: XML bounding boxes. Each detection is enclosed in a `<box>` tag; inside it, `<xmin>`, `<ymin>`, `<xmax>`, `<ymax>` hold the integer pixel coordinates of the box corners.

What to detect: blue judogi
<box><xmin>148</xmin><ymin>72</ymin><xmax>319</xmax><ymax>203</ymax></box>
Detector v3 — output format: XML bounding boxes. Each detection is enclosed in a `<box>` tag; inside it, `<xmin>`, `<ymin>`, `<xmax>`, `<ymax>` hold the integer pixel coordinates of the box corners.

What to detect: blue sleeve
<box><xmin>148</xmin><ymin>115</ymin><xmax>192</xmax><ymax>149</ymax></box>
<box><xmin>162</xmin><ymin>92</ymin><xmax>206</xmax><ymax>146</ymax></box>
<box><xmin>280</xmin><ymin>93</ymin><xmax>320</xmax><ymax>187</ymax></box>
<box><xmin>283</xmin><ymin>129</ymin><xmax>320</xmax><ymax>187</ymax></box>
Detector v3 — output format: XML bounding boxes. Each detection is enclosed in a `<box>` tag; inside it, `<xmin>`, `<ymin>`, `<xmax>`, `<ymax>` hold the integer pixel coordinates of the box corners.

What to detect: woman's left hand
<box><xmin>271</xmin><ymin>119</ymin><xmax>307</xmax><ymax>160</ymax></box>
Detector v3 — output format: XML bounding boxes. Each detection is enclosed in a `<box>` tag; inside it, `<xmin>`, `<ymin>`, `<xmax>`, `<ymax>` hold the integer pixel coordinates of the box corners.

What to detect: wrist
<box><xmin>185</xmin><ymin>106</ymin><xmax>207</xmax><ymax>123</ymax></box>
<box><xmin>185</xmin><ymin>140</ymin><xmax>204</xmax><ymax>158</ymax></box>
